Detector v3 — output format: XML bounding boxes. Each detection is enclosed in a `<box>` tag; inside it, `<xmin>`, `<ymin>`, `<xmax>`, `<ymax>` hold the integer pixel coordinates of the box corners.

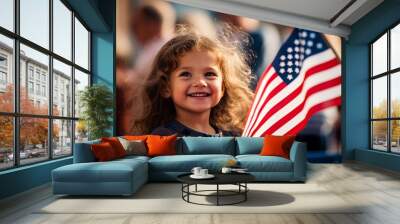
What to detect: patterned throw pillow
<box><xmin>118</xmin><ymin>137</ymin><xmax>147</xmax><ymax>156</ymax></box>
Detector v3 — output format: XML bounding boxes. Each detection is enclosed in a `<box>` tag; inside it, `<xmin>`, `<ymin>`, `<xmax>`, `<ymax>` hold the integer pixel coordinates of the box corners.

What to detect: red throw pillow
<box><xmin>101</xmin><ymin>137</ymin><xmax>126</xmax><ymax>158</ymax></box>
<box><xmin>146</xmin><ymin>135</ymin><xmax>177</xmax><ymax>157</ymax></box>
<box><xmin>260</xmin><ymin>135</ymin><xmax>296</xmax><ymax>159</ymax></box>
<box><xmin>91</xmin><ymin>142</ymin><xmax>117</xmax><ymax>161</ymax></box>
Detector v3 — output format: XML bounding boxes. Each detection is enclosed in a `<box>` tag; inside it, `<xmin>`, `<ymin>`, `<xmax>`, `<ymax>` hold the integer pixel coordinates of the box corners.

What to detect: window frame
<box><xmin>370</xmin><ymin>20</ymin><xmax>400</xmax><ymax>154</ymax></box>
<box><xmin>0</xmin><ymin>0</ymin><xmax>92</xmax><ymax>171</ymax></box>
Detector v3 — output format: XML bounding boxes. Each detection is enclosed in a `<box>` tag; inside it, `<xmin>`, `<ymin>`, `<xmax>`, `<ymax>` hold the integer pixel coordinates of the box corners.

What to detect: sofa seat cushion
<box><xmin>53</xmin><ymin>159</ymin><xmax>147</xmax><ymax>183</ymax></box>
<box><xmin>149</xmin><ymin>154</ymin><xmax>235</xmax><ymax>172</ymax></box>
<box><xmin>116</xmin><ymin>155</ymin><xmax>150</xmax><ymax>163</ymax></box>
<box><xmin>236</xmin><ymin>155</ymin><xmax>293</xmax><ymax>172</ymax></box>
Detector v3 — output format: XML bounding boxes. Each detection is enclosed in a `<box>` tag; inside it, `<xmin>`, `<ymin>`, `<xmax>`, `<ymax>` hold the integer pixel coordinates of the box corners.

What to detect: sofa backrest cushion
<box><xmin>235</xmin><ymin>137</ymin><xmax>264</xmax><ymax>155</ymax></box>
<box><xmin>178</xmin><ymin>137</ymin><xmax>235</xmax><ymax>155</ymax></box>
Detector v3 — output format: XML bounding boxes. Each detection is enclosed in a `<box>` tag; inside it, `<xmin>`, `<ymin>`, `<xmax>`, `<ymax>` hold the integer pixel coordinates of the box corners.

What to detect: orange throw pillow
<box><xmin>91</xmin><ymin>142</ymin><xmax>117</xmax><ymax>161</ymax></box>
<box><xmin>146</xmin><ymin>135</ymin><xmax>177</xmax><ymax>157</ymax></box>
<box><xmin>101</xmin><ymin>137</ymin><xmax>126</xmax><ymax>158</ymax></box>
<box><xmin>260</xmin><ymin>135</ymin><xmax>296</xmax><ymax>159</ymax></box>
<box><xmin>123</xmin><ymin>135</ymin><xmax>148</xmax><ymax>141</ymax></box>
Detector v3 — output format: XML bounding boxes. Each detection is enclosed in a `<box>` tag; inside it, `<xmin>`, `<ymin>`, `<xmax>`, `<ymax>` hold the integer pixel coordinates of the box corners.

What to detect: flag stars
<box><xmin>307</xmin><ymin>41</ymin><xmax>313</xmax><ymax>47</ymax></box>
<box><xmin>295</xmin><ymin>54</ymin><xmax>299</xmax><ymax>59</ymax></box>
<box><xmin>305</xmin><ymin>48</ymin><xmax>311</xmax><ymax>55</ymax></box>
<box><xmin>300</xmin><ymin>31</ymin><xmax>308</xmax><ymax>38</ymax></box>
<box><xmin>294</xmin><ymin>39</ymin><xmax>299</xmax><ymax>45</ymax></box>
<box><xmin>310</xmin><ymin>32</ymin><xmax>316</xmax><ymax>38</ymax></box>
<box><xmin>287</xmin><ymin>74</ymin><xmax>293</xmax><ymax>80</ymax></box>
<box><xmin>316</xmin><ymin>43</ymin><xmax>323</xmax><ymax>49</ymax></box>
<box><xmin>287</xmin><ymin>68</ymin><xmax>293</xmax><ymax>73</ymax></box>
<box><xmin>279</xmin><ymin>68</ymin><xmax>285</xmax><ymax>73</ymax></box>
<box><xmin>287</xmin><ymin>47</ymin><xmax>293</xmax><ymax>53</ymax></box>
<box><xmin>295</xmin><ymin>61</ymin><xmax>299</xmax><ymax>66</ymax></box>
<box><xmin>294</xmin><ymin>47</ymin><xmax>299</xmax><ymax>52</ymax></box>
<box><xmin>280</xmin><ymin>61</ymin><xmax>285</xmax><ymax>67</ymax></box>
<box><xmin>287</xmin><ymin>61</ymin><xmax>293</xmax><ymax>66</ymax></box>
<box><xmin>295</xmin><ymin>68</ymin><xmax>300</xmax><ymax>73</ymax></box>
<box><xmin>280</xmin><ymin>55</ymin><xmax>286</xmax><ymax>60</ymax></box>
<box><xmin>287</xmin><ymin>54</ymin><xmax>293</xmax><ymax>60</ymax></box>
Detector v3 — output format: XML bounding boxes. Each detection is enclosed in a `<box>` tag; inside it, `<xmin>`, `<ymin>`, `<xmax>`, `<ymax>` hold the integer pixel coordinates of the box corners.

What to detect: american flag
<box><xmin>242</xmin><ymin>28</ymin><xmax>341</xmax><ymax>137</ymax></box>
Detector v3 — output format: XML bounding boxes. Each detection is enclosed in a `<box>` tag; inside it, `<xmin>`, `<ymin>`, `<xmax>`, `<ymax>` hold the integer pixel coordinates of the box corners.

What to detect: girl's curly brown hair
<box><xmin>131</xmin><ymin>25</ymin><xmax>254</xmax><ymax>135</ymax></box>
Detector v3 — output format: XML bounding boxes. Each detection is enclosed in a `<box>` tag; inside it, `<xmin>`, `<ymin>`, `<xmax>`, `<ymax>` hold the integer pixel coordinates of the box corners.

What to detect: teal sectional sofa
<box><xmin>52</xmin><ymin>137</ymin><xmax>307</xmax><ymax>196</ymax></box>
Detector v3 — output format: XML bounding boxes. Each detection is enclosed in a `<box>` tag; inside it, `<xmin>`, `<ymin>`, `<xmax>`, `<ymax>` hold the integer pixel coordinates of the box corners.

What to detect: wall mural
<box><xmin>116</xmin><ymin>0</ymin><xmax>342</xmax><ymax>162</ymax></box>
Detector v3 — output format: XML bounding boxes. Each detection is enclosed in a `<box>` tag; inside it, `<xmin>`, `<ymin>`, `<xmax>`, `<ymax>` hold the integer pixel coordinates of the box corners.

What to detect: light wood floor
<box><xmin>1</xmin><ymin>162</ymin><xmax>400</xmax><ymax>224</ymax></box>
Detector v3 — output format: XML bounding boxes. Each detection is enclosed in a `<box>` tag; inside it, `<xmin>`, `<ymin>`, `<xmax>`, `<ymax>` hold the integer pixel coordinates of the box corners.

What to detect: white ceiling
<box><xmin>226</xmin><ymin>0</ymin><xmax>353</xmax><ymax>23</ymax></box>
<box><xmin>167</xmin><ymin>0</ymin><xmax>384</xmax><ymax>38</ymax></box>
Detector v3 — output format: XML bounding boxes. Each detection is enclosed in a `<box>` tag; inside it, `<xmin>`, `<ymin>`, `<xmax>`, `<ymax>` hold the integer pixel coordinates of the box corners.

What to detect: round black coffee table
<box><xmin>177</xmin><ymin>173</ymin><xmax>255</xmax><ymax>206</ymax></box>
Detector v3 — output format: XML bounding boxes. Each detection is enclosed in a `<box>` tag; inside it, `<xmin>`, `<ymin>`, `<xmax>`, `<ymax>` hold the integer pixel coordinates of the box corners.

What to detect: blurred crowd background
<box><xmin>116</xmin><ymin>0</ymin><xmax>342</xmax><ymax>161</ymax></box>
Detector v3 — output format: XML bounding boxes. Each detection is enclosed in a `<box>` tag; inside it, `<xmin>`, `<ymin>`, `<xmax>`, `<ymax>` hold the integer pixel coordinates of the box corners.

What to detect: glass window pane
<box><xmin>20</xmin><ymin>44</ymin><xmax>49</xmax><ymax>115</ymax></box>
<box><xmin>75</xmin><ymin>120</ymin><xmax>88</xmax><ymax>143</ymax></box>
<box><xmin>372</xmin><ymin>121</ymin><xmax>388</xmax><ymax>151</ymax></box>
<box><xmin>53</xmin><ymin>119</ymin><xmax>72</xmax><ymax>158</ymax></box>
<box><xmin>372</xmin><ymin>76</ymin><xmax>387</xmax><ymax>119</ymax></box>
<box><xmin>20</xmin><ymin>117</ymin><xmax>49</xmax><ymax>165</ymax></box>
<box><xmin>0</xmin><ymin>34</ymin><xmax>14</xmax><ymax>112</ymax></box>
<box><xmin>0</xmin><ymin>116</ymin><xmax>13</xmax><ymax>170</ymax></box>
<box><xmin>74</xmin><ymin>17</ymin><xmax>89</xmax><ymax>70</ymax></box>
<box><xmin>0</xmin><ymin>0</ymin><xmax>14</xmax><ymax>31</ymax></box>
<box><xmin>20</xmin><ymin>0</ymin><xmax>49</xmax><ymax>49</ymax></box>
<box><xmin>391</xmin><ymin>120</ymin><xmax>400</xmax><ymax>153</ymax></box>
<box><xmin>53</xmin><ymin>59</ymin><xmax>72</xmax><ymax>117</ymax></box>
<box><xmin>391</xmin><ymin>72</ymin><xmax>400</xmax><ymax>118</ymax></box>
<box><xmin>53</xmin><ymin>0</ymin><xmax>72</xmax><ymax>60</ymax></box>
<box><xmin>391</xmin><ymin>24</ymin><xmax>400</xmax><ymax>70</ymax></box>
<box><xmin>74</xmin><ymin>69</ymin><xmax>89</xmax><ymax>118</ymax></box>
<box><xmin>372</xmin><ymin>33</ymin><xmax>387</xmax><ymax>76</ymax></box>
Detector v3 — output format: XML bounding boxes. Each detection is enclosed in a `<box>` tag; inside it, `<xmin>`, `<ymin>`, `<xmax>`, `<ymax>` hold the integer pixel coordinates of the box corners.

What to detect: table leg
<box><xmin>195</xmin><ymin>184</ymin><xmax>197</xmax><ymax>192</ymax></box>
<box><xmin>187</xmin><ymin>184</ymin><xmax>190</xmax><ymax>202</ymax></box>
<box><xmin>217</xmin><ymin>184</ymin><xmax>219</xmax><ymax>206</ymax></box>
<box><xmin>245</xmin><ymin>183</ymin><xmax>247</xmax><ymax>201</ymax></box>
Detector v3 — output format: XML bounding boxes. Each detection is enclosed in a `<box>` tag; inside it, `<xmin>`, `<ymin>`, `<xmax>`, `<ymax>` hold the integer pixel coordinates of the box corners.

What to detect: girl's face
<box><xmin>164</xmin><ymin>49</ymin><xmax>224</xmax><ymax>115</ymax></box>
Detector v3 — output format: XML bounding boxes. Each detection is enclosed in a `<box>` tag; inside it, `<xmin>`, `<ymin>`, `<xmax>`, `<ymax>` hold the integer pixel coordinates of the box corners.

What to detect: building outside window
<box><xmin>41</xmin><ymin>85</ymin><xmax>46</xmax><ymax>97</ymax></box>
<box><xmin>28</xmin><ymin>81</ymin><xmax>34</xmax><ymax>94</ymax></box>
<box><xmin>35</xmin><ymin>83</ymin><xmax>40</xmax><ymax>95</ymax></box>
<box><xmin>370</xmin><ymin>23</ymin><xmax>400</xmax><ymax>154</ymax></box>
<box><xmin>0</xmin><ymin>71</ymin><xmax>6</xmax><ymax>84</ymax></box>
<box><xmin>0</xmin><ymin>0</ymin><xmax>91</xmax><ymax>170</ymax></box>
<box><xmin>0</xmin><ymin>54</ymin><xmax>7</xmax><ymax>89</ymax></box>
<box><xmin>41</xmin><ymin>73</ymin><xmax>46</xmax><ymax>83</ymax></box>
<box><xmin>28</xmin><ymin>66</ymin><xmax>34</xmax><ymax>79</ymax></box>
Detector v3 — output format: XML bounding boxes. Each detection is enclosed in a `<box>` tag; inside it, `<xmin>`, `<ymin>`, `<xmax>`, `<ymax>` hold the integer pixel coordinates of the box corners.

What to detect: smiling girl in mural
<box><xmin>131</xmin><ymin>26</ymin><xmax>254</xmax><ymax>136</ymax></box>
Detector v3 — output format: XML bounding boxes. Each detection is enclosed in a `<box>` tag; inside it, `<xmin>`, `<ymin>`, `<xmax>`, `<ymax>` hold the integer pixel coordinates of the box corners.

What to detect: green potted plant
<box><xmin>79</xmin><ymin>84</ymin><xmax>113</xmax><ymax>140</ymax></box>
